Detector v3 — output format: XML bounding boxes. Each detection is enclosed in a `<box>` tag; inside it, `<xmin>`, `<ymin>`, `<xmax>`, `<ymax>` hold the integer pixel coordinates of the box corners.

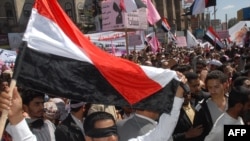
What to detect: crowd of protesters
<box><xmin>0</xmin><ymin>39</ymin><xmax>250</xmax><ymax>141</ymax></box>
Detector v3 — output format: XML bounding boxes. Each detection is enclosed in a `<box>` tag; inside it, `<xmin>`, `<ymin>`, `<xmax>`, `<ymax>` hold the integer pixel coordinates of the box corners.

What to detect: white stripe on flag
<box><xmin>192</xmin><ymin>0</ymin><xmax>206</xmax><ymax>15</ymax></box>
<box><xmin>23</xmin><ymin>9</ymin><xmax>92</xmax><ymax>63</ymax></box>
<box><xmin>162</xmin><ymin>21</ymin><xmax>171</xmax><ymax>31</ymax></box>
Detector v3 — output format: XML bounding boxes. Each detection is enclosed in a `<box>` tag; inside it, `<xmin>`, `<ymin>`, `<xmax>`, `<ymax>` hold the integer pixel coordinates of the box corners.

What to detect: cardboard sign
<box><xmin>128</xmin><ymin>34</ymin><xmax>142</xmax><ymax>46</ymax></box>
<box><xmin>85</xmin><ymin>31</ymin><xmax>145</xmax><ymax>51</ymax></box>
<box><xmin>216</xmin><ymin>30</ymin><xmax>230</xmax><ymax>39</ymax></box>
<box><xmin>176</xmin><ymin>36</ymin><xmax>187</xmax><ymax>47</ymax></box>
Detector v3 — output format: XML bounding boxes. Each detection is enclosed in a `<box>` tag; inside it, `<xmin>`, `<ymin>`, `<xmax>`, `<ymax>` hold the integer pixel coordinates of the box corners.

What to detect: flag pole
<box><xmin>214</xmin><ymin>5</ymin><xmax>216</xmax><ymax>31</ymax></box>
<box><xmin>0</xmin><ymin>42</ymin><xmax>27</xmax><ymax>139</ymax></box>
<box><xmin>213</xmin><ymin>5</ymin><xmax>216</xmax><ymax>48</ymax></box>
<box><xmin>125</xmin><ymin>28</ymin><xmax>129</xmax><ymax>56</ymax></box>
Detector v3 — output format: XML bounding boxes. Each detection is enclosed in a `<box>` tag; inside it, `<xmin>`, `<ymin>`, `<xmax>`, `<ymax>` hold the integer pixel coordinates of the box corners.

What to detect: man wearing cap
<box><xmin>208</xmin><ymin>59</ymin><xmax>222</xmax><ymax>71</ymax></box>
<box><xmin>55</xmin><ymin>100</ymin><xmax>90</xmax><ymax>141</ymax></box>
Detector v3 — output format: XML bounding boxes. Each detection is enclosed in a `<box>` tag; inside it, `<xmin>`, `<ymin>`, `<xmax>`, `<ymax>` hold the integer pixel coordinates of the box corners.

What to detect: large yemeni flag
<box><xmin>15</xmin><ymin>0</ymin><xmax>180</xmax><ymax>112</ymax></box>
<box><xmin>186</xmin><ymin>0</ymin><xmax>216</xmax><ymax>15</ymax></box>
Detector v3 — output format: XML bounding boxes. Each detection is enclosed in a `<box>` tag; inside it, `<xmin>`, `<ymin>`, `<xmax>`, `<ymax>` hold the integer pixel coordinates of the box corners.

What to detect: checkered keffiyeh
<box><xmin>44</xmin><ymin>101</ymin><xmax>60</xmax><ymax>120</ymax></box>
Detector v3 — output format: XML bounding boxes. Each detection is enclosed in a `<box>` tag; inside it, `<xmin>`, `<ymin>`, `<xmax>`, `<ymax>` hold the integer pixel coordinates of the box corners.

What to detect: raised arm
<box><xmin>0</xmin><ymin>87</ymin><xmax>37</xmax><ymax>141</ymax></box>
<box><xmin>128</xmin><ymin>72</ymin><xmax>186</xmax><ymax>141</ymax></box>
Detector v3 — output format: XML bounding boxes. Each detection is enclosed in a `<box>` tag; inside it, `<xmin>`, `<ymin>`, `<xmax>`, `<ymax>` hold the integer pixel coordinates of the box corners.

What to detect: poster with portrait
<box><xmin>101</xmin><ymin>0</ymin><xmax>147</xmax><ymax>31</ymax></box>
<box><xmin>229</xmin><ymin>21</ymin><xmax>249</xmax><ymax>46</ymax></box>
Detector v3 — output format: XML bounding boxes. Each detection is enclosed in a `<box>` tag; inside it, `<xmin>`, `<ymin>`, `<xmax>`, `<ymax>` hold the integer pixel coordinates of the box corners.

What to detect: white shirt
<box><xmin>204</xmin><ymin>112</ymin><xmax>244</xmax><ymax>141</ymax></box>
<box><xmin>6</xmin><ymin>119</ymin><xmax>37</xmax><ymax>141</ymax></box>
<box><xmin>135</xmin><ymin>113</ymin><xmax>158</xmax><ymax>126</ymax></box>
<box><xmin>6</xmin><ymin>97</ymin><xmax>183</xmax><ymax>141</ymax></box>
<box><xmin>6</xmin><ymin>119</ymin><xmax>55</xmax><ymax>141</ymax></box>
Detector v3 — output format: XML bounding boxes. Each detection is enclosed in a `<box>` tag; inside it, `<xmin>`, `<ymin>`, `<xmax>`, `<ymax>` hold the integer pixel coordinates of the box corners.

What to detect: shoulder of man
<box><xmin>55</xmin><ymin>123</ymin><xmax>69</xmax><ymax>133</ymax></box>
<box><xmin>195</xmin><ymin>96</ymin><xmax>210</xmax><ymax>111</ymax></box>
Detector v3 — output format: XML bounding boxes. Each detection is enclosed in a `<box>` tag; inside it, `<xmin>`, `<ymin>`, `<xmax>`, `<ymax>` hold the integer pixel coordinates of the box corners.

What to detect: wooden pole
<box><xmin>125</xmin><ymin>29</ymin><xmax>129</xmax><ymax>56</ymax></box>
<box><xmin>214</xmin><ymin>6</ymin><xmax>216</xmax><ymax>31</ymax></box>
<box><xmin>225</xmin><ymin>14</ymin><xmax>228</xmax><ymax>30</ymax></box>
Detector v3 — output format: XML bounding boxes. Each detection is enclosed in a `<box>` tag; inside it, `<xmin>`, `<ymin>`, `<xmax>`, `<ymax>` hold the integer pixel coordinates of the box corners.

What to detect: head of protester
<box><xmin>84</xmin><ymin>111</ymin><xmax>118</xmax><ymax>141</ymax></box>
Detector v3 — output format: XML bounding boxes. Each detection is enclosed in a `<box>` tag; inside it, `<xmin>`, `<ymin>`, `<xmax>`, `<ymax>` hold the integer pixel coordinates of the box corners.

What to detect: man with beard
<box><xmin>204</xmin><ymin>86</ymin><xmax>250</xmax><ymax>141</ymax></box>
<box><xmin>6</xmin><ymin>88</ymin><xmax>56</xmax><ymax>141</ymax></box>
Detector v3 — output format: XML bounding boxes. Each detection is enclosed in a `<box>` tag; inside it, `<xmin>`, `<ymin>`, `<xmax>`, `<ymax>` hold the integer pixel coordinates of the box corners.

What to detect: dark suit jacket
<box><xmin>117</xmin><ymin>114</ymin><xmax>156</xmax><ymax>141</ymax></box>
<box><xmin>172</xmin><ymin>106</ymin><xmax>197</xmax><ymax>141</ymax></box>
<box><xmin>55</xmin><ymin>114</ymin><xmax>85</xmax><ymax>141</ymax></box>
<box><xmin>192</xmin><ymin>97</ymin><xmax>213</xmax><ymax>141</ymax></box>
<box><xmin>191</xmin><ymin>91</ymin><xmax>210</xmax><ymax>107</ymax></box>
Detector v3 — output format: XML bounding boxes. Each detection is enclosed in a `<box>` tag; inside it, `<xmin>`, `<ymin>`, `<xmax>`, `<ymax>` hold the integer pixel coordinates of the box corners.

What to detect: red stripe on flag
<box><xmin>162</xmin><ymin>18</ymin><xmax>171</xmax><ymax>31</ymax></box>
<box><xmin>208</xmin><ymin>26</ymin><xmax>221</xmax><ymax>40</ymax></box>
<box><xmin>205</xmin><ymin>0</ymin><xmax>209</xmax><ymax>5</ymax></box>
<box><xmin>205</xmin><ymin>0</ymin><xmax>216</xmax><ymax>7</ymax></box>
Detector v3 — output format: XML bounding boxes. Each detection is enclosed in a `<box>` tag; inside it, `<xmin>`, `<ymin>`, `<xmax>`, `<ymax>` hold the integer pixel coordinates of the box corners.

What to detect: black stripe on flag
<box><xmin>16</xmin><ymin>46</ymin><xmax>179</xmax><ymax>113</ymax></box>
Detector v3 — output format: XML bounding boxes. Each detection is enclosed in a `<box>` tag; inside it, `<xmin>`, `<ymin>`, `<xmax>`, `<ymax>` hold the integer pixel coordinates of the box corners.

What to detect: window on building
<box><xmin>23</xmin><ymin>3</ymin><xmax>33</xmax><ymax>18</ymax></box>
<box><xmin>4</xmin><ymin>2</ymin><xmax>17</xmax><ymax>25</ymax></box>
<box><xmin>5</xmin><ymin>2</ymin><xmax>14</xmax><ymax>18</ymax></box>
<box><xmin>65</xmin><ymin>2</ymin><xmax>73</xmax><ymax>19</ymax></box>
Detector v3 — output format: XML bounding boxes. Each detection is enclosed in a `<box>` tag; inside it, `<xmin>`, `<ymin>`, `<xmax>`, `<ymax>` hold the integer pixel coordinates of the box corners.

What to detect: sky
<box><xmin>208</xmin><ymin>0</ymin><xmax>250</xmax><ymax>22</ymax></box>
<box><xmin>184</xmin><ymin>0</ymin><xmax>250</xmax><ymax>27</ymax></box>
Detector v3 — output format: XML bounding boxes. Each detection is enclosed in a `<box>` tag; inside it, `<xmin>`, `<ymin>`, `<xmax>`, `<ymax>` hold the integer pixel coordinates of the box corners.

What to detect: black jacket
<box><xmin>172</xmin><ymin>106</ymin><xmax>197</xmax><ymax>141</ymax></box>
<box><xmin>192</xmin><ymin>97</ymin><xmax>213</xmax><ymax>141</ymax></box>
<box><xmin>55</xmin><ymin>114</ymin><xmax>85</xmax><ymax>141</ymax></box>
<box><xmin>191</xmin><ymin>91</ymin><xmax>210</xmax><ymax>107</ymax></box>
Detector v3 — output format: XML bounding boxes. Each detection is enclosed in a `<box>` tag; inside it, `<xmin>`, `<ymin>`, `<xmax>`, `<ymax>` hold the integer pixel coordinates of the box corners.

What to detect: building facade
<box><xmin>0</xmin><ymin>0</ymin><xmax>87</xmax><ymax>34</ymax></box>
<box><xmin>0</xmin><ymin>0</ymin><xmax>218</xmax><ymax>47</ymax></box>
